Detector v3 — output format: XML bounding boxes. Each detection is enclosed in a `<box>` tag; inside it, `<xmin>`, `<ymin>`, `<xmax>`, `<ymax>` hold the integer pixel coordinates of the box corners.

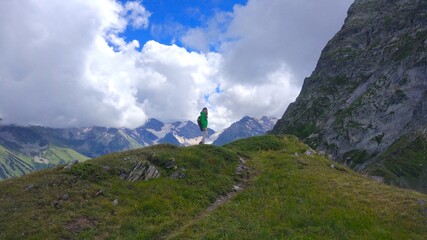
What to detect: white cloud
<box><xmin>181</xmin><ymin>11</ymin><xmax>233</xmax><ymax>52</ymax></box>
<box><xmin>0</xmin><ymin>0</ymin><xmax>353</xmax><ymax>131</ymax></box>
<box><xmin>181</xmin><ymin>28</ymin><xmax>210</xmax><ymax>52</ymax></box>
<box><xmin>218</xmin><ymin>0</ymin><xmax>354</xmax><ymax>85</ymax></box>
<box><xmin>0</xmin><ymin>0</ymin><xmax>149</xmax><ymax>128</ymax></box>
<box><xmin>181</xmin><ymin>0</ymin><xmax>353</xmax><ymax>129</ymax></box>
<box><xmin>211</xmin><ymin>64</ymin><xmax>300</xmax><ymax>122</ymax></box>
<box><xmin>124</xmin><ymin>1</ymin><xmax>151</xmax><ymax>29</ymax></box>
<box><xmin>134</xmin><ymin>40</ymin><xmax>222</xmax><ymax>124</ymax></box>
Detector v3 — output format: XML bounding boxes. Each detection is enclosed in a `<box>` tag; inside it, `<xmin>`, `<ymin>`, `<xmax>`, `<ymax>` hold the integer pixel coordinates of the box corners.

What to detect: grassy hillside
<box><xmin>0</xmin><ymin>144</ymin><xmax>90</xmax><ymax>180</ymax></box>
<box><xmin>366</xmin><ymin>134</ymin><xmax>427</xmax><ymax>193</ymax></box>
<box><xmin>42</xmin><ymin>146</ymin><xmax>90</xmax><ymax>165</ymax></box>
<box><xmin>0</xmin><ymin>145</ymin><xmax>35</xmax><ymax>179</ymax></box>
<box><xmin>0</xmin><ymin>136</ymin><xmax>425</xmax><ymax>239</ymax></box>
<box><xmin>175</xmin><ymin>136</ymin><xmax>427</xmax><ymax>239</ymax></box>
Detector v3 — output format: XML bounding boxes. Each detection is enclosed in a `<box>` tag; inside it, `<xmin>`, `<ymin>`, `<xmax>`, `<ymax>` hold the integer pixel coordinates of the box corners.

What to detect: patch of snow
<box><xmin>147</xmin><ymin>124</ymin><xmax>173</xmax><ymax>139</ymax></box>
<box><xmin>175</xmin><ymin>134</ymin><xmax>201</xmax><ymax>146</ymax></box>
<box><xmin>208</xmin><ymin>131</ymin><xmax>222</xmax><ymax>143</ymax></box>
<box><xmin>176</xmin><ymin>121</ymin><xmax>190</xmax><ymax>129</ymax></box>
<box><xmin>245</xmin><ymin>120</ymin><xmax>257</xmax><ymax>129</ymax></box>
<box><xmin>33</xmin><ymin>156</ymin><xmax>49</xmax><ymax>164</ymax></box>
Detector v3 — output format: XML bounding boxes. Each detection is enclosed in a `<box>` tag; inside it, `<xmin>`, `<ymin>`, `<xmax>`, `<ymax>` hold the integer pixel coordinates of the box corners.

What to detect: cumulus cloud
<box><xmin>0</xmin><ymin>0</ymin><xmax>222</xmax><ymax>128</ymax></box>
<box><xmin>181</xmin><ymin>0</ymin><xmax>353</xmax><ymax>127</ymax></box>
<box><xmin>0</xmin><ymin>0</ymin><xmax>146</xmax><ymax>128</ymax></box>
<box><xmin>181</xmin><ymin>11</ymin><xmax>233</xmax><ymax>52</ymax></box>
<box><xmin>0</xmin><ymin>0</ymin><xmax>353</xmax><ymax>130</ymax></box>
<box><xmin>124</xmin><ymin>1</ymin><xmax>151</xmax><ymax>29</ymax></box>
<box><xmin>134</xmin><ymin>40</ymin><xmax>222</xmax><ymax>123</ymax></box>
<box><xmin>221</xmin><ymin>0</ymin><xmax>353</xmax><ymax>83</ymax></box>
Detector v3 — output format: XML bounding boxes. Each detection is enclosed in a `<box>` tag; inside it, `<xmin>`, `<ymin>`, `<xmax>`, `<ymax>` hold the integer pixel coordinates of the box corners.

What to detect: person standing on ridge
<box><xmin>199</xmin><ymin>107</ymin><xmax>208</xmax><ymax>144</ymax></box>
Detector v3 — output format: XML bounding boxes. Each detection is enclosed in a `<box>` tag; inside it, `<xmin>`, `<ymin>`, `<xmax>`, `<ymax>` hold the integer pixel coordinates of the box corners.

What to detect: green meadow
<box><xmin>0</xmin><ymin>135</ymin><xmax>425</xmax><ymax>239</ymax></box>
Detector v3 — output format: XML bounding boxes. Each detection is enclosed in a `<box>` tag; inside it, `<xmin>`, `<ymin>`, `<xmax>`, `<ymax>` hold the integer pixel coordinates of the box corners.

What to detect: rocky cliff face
<box><xmin>272</xmin><ymin>0</ymin><xmax>427</xmax><ymax>192</ymax></box>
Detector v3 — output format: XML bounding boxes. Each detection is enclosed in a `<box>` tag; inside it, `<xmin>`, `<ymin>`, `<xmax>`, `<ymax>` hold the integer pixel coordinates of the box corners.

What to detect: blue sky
<box><xmin>0</xmin><ymin>0</ymin><xmax>353</xmax><ymax>130</ymax></box>
<box><xmin>119</xmin><ymin>0</ymin><xmax>247</xmax><ymax>49</ymax></box>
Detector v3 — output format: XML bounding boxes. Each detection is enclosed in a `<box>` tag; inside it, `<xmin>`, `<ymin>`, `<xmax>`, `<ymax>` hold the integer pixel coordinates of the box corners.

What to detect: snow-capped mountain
<box><xmin>213</xmin><ymin>116</ymin><xmax>278</xmax><ymax>146</ymax></box>
<box><xmin>142</xmin><ymin>119</ymin><xmax>215</xmax><ymax>146</ymax></box>
<box><xmin>0</xmin><ymin>116</ymin><xmax>276</xmax><ymax>180</ymax></box>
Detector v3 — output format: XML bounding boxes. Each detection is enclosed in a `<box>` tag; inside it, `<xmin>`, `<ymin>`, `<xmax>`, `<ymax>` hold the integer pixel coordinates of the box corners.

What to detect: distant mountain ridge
<box><xmin>213</xmin><ymin>116</ymin><xmax>278</xmax><ymax>146</ymax></box>
<box><xmin>0</xmin><ymin>116</ymin><xmax>276</xmax><ymax>180</ymax></box>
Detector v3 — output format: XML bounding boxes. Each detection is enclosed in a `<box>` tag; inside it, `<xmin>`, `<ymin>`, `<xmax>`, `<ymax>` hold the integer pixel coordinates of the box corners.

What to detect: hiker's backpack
<box><xmin>197</xmin><ymin>116</ymin><xmax>203</xmax><ymax>131</ymax></box>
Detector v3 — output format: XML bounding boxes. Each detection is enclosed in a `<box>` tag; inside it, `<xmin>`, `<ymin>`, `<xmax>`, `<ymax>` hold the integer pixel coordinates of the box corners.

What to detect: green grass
<box><xmin>0</xmin><ymin>145</ymin><xmax>34</xmax><ymax>179</ymax></box>
<box><xmin>43</xmin><ymin>146</ymin><xmax>90</xmax><ymax>165</ymax></box>
<box><xmin>0</xmin><ymin>145</ymin><xmax>32</xmax><ymax>165</ymax></box>
<box><xmin>173</xmin><ymin>136</ymin><xmax>427</xmax><ymax>239</ymax></box>
<box><xmin>0</xmin><ymin>145</ymin><xmax>90</xmax><ymax>180</ymax></box>
<box><xmin>343</xmin><ymin>149</ymin><xmax>369</xmax><ymax>168</ymax></box>
<box><xmin>0</xmin><ymin>144</ymin><xmax>239</xmax><ymax>239</ymax></box>
<box><xmin>118</xmin><ymin>130</ymin><xmax>145</xmax><ymax>149</ymax></box>
<box><xmin>367</xmin><ymin>134</ymin><xmax>427</xmax><ymax>193</ymax></box>
<box><xmin>0</xmin><ymin>136</ymin><xmax>426</xmax><ymax>239</ymax></box>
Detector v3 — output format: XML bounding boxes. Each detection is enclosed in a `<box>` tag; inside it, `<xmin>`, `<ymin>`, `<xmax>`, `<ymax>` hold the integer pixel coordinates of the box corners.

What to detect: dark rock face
<box><xmin>142</xmin><ymin>118</ymin><xmax>165</xmax><ymax>131</ymax></box>
<box><xmin>272</xmin><ymin>0</ymin><xmax>427</xmax><ymax>192</ymax></box>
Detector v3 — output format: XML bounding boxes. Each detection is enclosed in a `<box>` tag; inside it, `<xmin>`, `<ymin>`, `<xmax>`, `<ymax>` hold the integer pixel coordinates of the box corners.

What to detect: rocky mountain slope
<box><xmin>272</xmin><ymin>0</ymin><xmax>427</xmax><ymax>193</ymax></box>
<box><xmin>213</xmin><ymin>116</ymin><xmax>277</xmax><ymax>146</ymax></box>
<box><xmin>0</xmin><ymin>136</ymin><xmax>425</xmax><ymax>239</ymax></box>
<box><xmin>0</xmin><ymin>126</ymin><xmax>89</xmax><ymax>179</ymax></box>
<box><xmin>0</xmin><ymin>116</ymin><xmax>276</xmax><ymax>180</ymax></box>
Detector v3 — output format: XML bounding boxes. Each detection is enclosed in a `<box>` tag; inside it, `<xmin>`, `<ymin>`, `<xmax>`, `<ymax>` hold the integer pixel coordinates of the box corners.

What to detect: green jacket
<box><xmin>200</xmin><ymin>111</ymin><xmax>208</xmax><ymax>129</ymax></box>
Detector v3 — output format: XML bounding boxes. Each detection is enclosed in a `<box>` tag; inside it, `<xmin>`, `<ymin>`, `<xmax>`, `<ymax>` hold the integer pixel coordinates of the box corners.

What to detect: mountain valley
<box><xmin>0</xmin><ymin>116</ymin><xmax>276</xmax><ymax>180</ymax></box>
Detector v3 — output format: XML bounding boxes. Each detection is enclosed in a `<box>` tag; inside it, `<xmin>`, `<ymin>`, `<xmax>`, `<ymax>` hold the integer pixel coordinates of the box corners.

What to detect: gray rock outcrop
<box><xmin>272</xmin><ymin>0</ymin><xmax>427</xmax><ymax>192</ymax></box>
<box><xmin>126</xmin><ymin>162</ymin><xmax>160</xmax><ymax>182</ymax></box>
